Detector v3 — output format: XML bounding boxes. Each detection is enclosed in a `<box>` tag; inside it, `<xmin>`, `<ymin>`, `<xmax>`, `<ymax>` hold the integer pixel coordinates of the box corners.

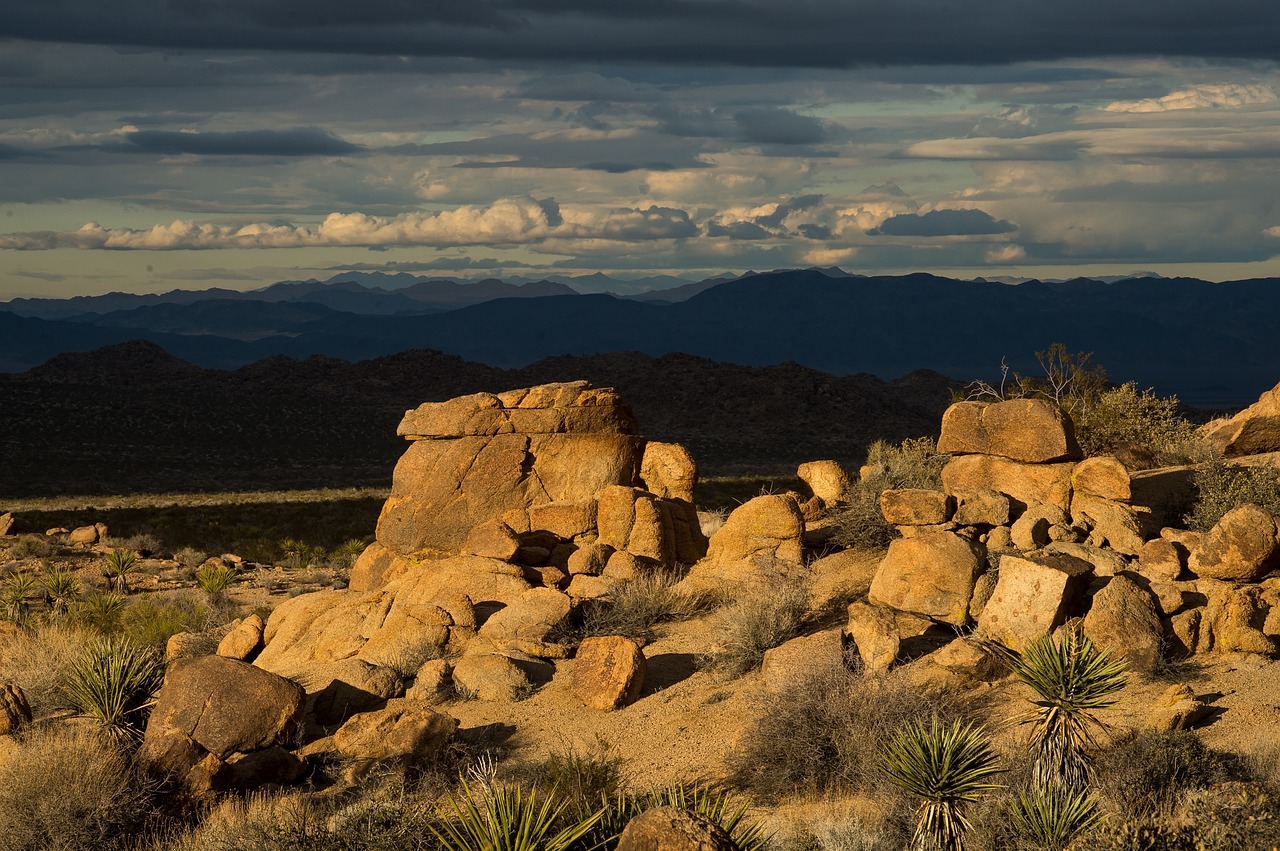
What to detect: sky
<box><xmin>3</xmin><ymin>1</ymin><xmax>1280</xmax><ymax>298</ymax></box>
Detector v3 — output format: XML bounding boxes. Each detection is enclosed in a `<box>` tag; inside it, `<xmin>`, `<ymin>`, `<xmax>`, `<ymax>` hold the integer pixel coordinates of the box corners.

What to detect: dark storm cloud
<box><xmin>106</xmin><ymin>128</ymin><xmax>363</xmax><ymax>156</ymax></box>
<box><xmin>733</xmin><ymin>108</ymin><xmax>826</xmax><ymax>145</ymax></box>
<box><xmin>869</xmin><ymin>209</ymin><xmax>1017</xmax><ymax>237</ymax></box>
<box><xmin>705</xmin><ymin>220</ymin><xmax>772</xmax><ymax>240</ymax></box>
<box><xmin>7</xmin><ymin>1</ymin><xmax>1280</xmax><ymax>66</ymax></box>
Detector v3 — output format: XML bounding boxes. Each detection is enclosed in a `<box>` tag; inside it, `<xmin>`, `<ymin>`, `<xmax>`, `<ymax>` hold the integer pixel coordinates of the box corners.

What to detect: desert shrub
<box><xmin>174</xmin><ymin>546</ymin><xmax>209</xmax><ymax>569</ymax></box>
<box><xmin>529</xmin><ymin>740</ymin><xmax>624</xmax><ymax>809</ymax></box>
<box><xmin>829</xmin><ymin>437</ymin><xmax>948</xmax><ymax>550</ymax></box>
<box><xmin>728</xmin><ymin>664</ymin><xmax>972</xmax><ymax>801</ymax></box>
<box><xmin>75</xmin><ymin>590</ymin><xmax>128</xmax><ymax>632</ymax></box>
<box><xmin>1184</xmin><ymin>460</ymin><xmax>1280</xmax><ymax>532</ymax></box>
<box><xmin>332</xmin><ymin>536</ymin><xmax>374</xmax><ymax>568</ymax></box>
<box><xmin>109</xmin><ymin>532</ymin><xmax>165</xmax><ymax>556</ymax></box>
<box><xmin>121</xmin><ymin>593</ymin><xmax>213</xmax><ymax>649</ymax></box>
<box><xmin>880</xmin><ymin>717</ymin><xmax>1004</xmax><ymax>851</ymax></box>
<box><xmin>699</xmin><ymin>581</ymin><xmax>810</xmax><ymax>679</ymax></box>
<box><xmin>1094</xmin><ymin>729</ymin><xmax>1235</xmax><ymax>820</ymax></box>
<box><xmin>9</xmin><ymin>535</ymin><xmax>57</xmax><ymax>560</ymax></box>
<box><xmin>0</xmin><ymin>725</ymin><xmax>159</xmax><ymax>850</ymax></box>
<box><xmin>579</xmin><ymin>568</ymin><xmax>715</xmax><ymax>643</ymax></box>
<box><xmin>767</xmin><ymin>798</ymin><xmax>906</xmax><ymax>851</ymax></box>
<box><xmin>0</xmin><ymin>620</ymin><xmax>99</xmax><ymax>715</ymax></box>
<box><xmin>277</xmin><ymin>537</ymin><xmax>326</xmax><ymax>570</ymax></box>
<box><xmin>1006</xmin><ymin>787</ymin><xmax>1101</xmax><ymax>851</ymax></box>
<box><xmin>1074</xmin><ymin>383</ymin><xmax>1200</xmax><ymax>465</ymax></box>
<box><xmin>1085</xmin><ymin>783</ymin><xmax>1280</xmax><ymax>851</ymax></box>
<box><xmin>62</xmin><ymin>633</ymin><xmax>164</xmax><ymax>735</ymax></box>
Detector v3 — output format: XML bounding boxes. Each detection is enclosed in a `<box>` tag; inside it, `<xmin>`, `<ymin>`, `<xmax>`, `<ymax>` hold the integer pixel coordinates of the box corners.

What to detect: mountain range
<box><xmin>3</xmin><ymin>268</ymin><xmax>1279</xmax><ymax>407</ymax></box>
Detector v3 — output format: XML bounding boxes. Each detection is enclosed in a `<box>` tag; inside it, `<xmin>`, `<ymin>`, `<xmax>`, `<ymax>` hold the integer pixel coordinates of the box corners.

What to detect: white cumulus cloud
<box><xmin>1103</xmin><ymin>83</ymin><xmax>1277</xmax><ymax>113</ymax></box>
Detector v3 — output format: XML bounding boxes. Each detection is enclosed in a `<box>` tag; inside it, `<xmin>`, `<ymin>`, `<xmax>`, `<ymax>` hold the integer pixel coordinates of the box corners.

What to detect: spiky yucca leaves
<box><xmin>881</xmin><ymin>717</ymin><xmax>1004</xmax><ymax>851</ymax></box>
<box><xmin>61</xmin><ymin>634</ymin><xmax>163</xmax><ymax>736</ymax></box>
<box><xmin>2</xmin><ymin>572</ymin><xmax>38</xmax><ymax>623</ymax></box>
<box><xmin>1004</xmin><ymin>627</ymin><xmax>1127</xmax><ymax>793</ymax></box>
<box><xmin>195</xmin><ymin>562</ymin><xmax>237</xmax><ymax>594</ymax></box>
<box><xmin>75</xmin><ymin>591</ymin><xmax>126</xmax><ymax>632</ymax></box>
<box><xmin>1009</xmin><ymin>788</ymin><xmax>1102</xmax><ymax>851</ymax></box>
<box><xmin>41</xmin><ymin>569</ymin><xmax>82</xmax><ymax>616</ymax></box>
<box><xmin>430</xmin><ymin>779</ymin><xmax>605</xmax><ymax>851</ymax></box>
<box><xmin>102</xmin><ymin>550</ymin><xmax>140</xmax><ymax>594</ymax></box>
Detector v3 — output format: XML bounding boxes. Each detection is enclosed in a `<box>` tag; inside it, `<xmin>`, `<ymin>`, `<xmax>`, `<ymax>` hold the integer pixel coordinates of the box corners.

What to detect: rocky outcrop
<box><xmin>1199</xmin><ymin>380</ymin><xmax>1280</xmax><ymax>457</ymax></box>
<box><xmin>333</xmin><ymin>699</ymin><xmax>457</xmax><ymax>778</ymax></box>
<box><xmin>937</xmin><ymin>399</ymin><xmax>1081</xmax><ymax>463</ymax></box>
<box><xmin>1081</xmin><ymin>574</ymin><xmax>1164</xmax><ymax>671</ymax></box>
<box><xmin>942</xmin><ymin>455</ymin><xmax>1075</xmax><ymax>514</ymax></box>
<box><xmin>678</xmin><ymin>494</ymin><xmax>805</xmax><ymax>593</ymax></box>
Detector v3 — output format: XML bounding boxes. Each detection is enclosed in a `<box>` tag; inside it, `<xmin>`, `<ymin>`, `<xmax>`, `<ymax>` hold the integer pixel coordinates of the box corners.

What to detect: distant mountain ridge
<box><xmin>2</xmin><ymin>268</ymin><xmax>1278</xmax><ymax>407</ymax></box>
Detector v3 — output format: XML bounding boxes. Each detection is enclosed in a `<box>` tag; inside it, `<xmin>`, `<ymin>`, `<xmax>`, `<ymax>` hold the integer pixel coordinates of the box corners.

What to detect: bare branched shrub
<box><xmin>699</xmin><ymin>581</ymin><xmax>810</xmax><ymax>680</ymax></box>
<box><xmin>829</xmin><ymin>438</ymin><xmax>948</xmax><ymax>551</ymax></box>
<box><xmin>0</xmin><ymin>725</ymin><xmax>158</xmax><ymax>850</ymax></box>
<box><xmin>727</xmin><ymin>663</ymin><xmax>974</xmax><ymax>802</ymax></box>
<box><xmin>1185</xmin><ymin>460</ymin><xmax>1280</xmax><ymax>532</ymax></box>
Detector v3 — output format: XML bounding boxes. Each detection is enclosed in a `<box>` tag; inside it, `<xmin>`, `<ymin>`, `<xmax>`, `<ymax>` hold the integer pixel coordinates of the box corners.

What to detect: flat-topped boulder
<box><xmin>869</xmin><ymin>530</ymin><xmax>984</xmax><ymax>626</ymax></box>
<box><xmin>1199</xmin><ymin>380</ymin><xmax>1280</xmax><ymax>457</ymax></box>
<box><xmin>941</xmin><ymin>455</ymin><xmax>1075</xmax><ymax>513</ymax></box>
<box><xmin>937</xmin><ymin>399</ymin><xmax>1082</xmax><ymax>463</ymax></box>
<box><xmin>397</xmin><ymin>381</ymin><xmax>637</xmax><ymax>438</ymax></box>
<box><xmin>978</xmin><ymin>553</ymin><xmax>1092</xmax><ymax>651</ymax></box>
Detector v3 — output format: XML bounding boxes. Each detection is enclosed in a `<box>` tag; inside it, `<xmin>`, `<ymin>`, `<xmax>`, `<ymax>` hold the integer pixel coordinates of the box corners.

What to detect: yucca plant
<box><xmin>881</xmin><ymin>717</ymin><xmax>1005</xmax><ymax>851</ymax></box>
<box><xmin>1004</xmin><ymin>627</ymin><xmax>1127</xmax><ymax>793</ymax></box>
<box><xmin>333</xmin><ymin>536</ymin><xmax>373</xmax><ymax>567</ymax></box>
<box><xmin>195</xmin><ymin>562</ymin><xmax>237</xmax><ymax>594</ymax></box>
<box><xmin>76</xmin><ymin>591</ymin><xmax>127</xmax><ymax>632</ymax></box>
<box><xmin>430</xmin><ymin>778</ymin><xmax>605</xmax><ymax>851</ymax></box>
<box><xmin>102</xmin><ymin>549</ymin><xmax>140</xmax><ymax>594</ymax></box>
<box><xmin>647</xmin><ymin>785</ymin><xmax>770</xmax><ymax>851</ymax></box>
<box><xmin>2</xmin><ymin>572</ymin><xmax>39</xmax><ymax>623</ymax></box>
<box><xmin>1009</xmin><ymin>787</ymin><xmax>1102</xmax><ymax>851</ymax></box>
<box><xmin>41</xmin><ymin>569</ymin><xmax>82</xmax><ymax>616</ymax></box>
<box><xmin>61</xmin><ymin>634</ymin><xmax>164</xmax><ymax>737</ymax></box>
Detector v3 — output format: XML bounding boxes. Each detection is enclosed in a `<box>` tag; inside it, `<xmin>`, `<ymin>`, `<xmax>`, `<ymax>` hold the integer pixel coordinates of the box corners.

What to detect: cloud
<box><xmin>0</xmin><ymin>196</ymin><xmax>703</xmax><ymax>250</ymax></box>
<box><xmin>733</xmin><ymin>108</ymin><xmax>827</xmax><ymax>145</ymax></box>
<box><xmin>105</xmin><ymin>127</ymin><xmax>363</xmax><ymax>156</ymax></box>
<box><xmin>1104</xmin><ymin>83</ymin><xmax>1277</xmax><ymax>113</ymax></box>
<box><xmin>985</xmin><ymin>244</ymin><xmax>1027</xmax><ymax>263</ymax></box>
<box><xmin>869</xmin><ymin>208</ymin><xmax>1017</xmax><ymax>237</ymax></box>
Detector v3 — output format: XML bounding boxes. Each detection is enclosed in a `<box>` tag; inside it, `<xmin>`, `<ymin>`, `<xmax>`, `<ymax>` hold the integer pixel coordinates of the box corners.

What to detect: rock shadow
<box><xmin>643</xmin><ymin>652</ymin><xmax>699</xmax><ymax>694</ymax></box>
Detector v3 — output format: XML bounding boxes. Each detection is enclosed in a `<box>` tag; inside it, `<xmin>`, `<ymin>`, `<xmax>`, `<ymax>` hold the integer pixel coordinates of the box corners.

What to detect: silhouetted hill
<box><xmin>4</xmin><ymin>270</ymin><xmax>1279</xmax><ymax>405</ymax></box>
<box><xmin>0</xmin><ymin>343</ymin><xmax>959</xmax><ymax>497</ymax></box>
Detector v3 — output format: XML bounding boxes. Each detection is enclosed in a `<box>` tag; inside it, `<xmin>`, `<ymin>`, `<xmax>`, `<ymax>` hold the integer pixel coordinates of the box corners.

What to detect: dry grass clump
<box><xmin>0</xmin><ymin>620</ymin><xmax>99</xmax><ymax>716</ymax></box>
<box><xmin>579</xmin><ymin>568</ymin><xmax>716</xmax><ymax>644</ymax></box>
<box><xmin>698</xmin><ymin>580</ymin><xmax>810</xmax><ymax>679</ymax></box>
<box><xmin>767</xmin><ymin>796</ymin><xmax>906</xmax><ymax>851</ymax></box>
<box><xmin>0</xmin><ymin>724</ymin><xmax>158</xmax><ymax>850</ymax></box>
<box><xmin>829</xmin><ymin>437</ymin><xmax>948</xmax><ymax>551</ymax></box>
<box><xmin>727</xmin><ymin>663</ymin><xmax>973</xmax><ymax>803</ymax></box>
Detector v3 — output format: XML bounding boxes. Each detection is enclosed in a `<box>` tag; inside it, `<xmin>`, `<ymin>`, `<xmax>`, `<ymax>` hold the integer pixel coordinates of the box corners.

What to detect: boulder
<box><xmin>954</xmin><ymin>490</ymin><xmax>1011</xmax><ymax>527</ymax></box>
<box><xmin>69</xmin><ymin>525</ymin><xmax>100</xmax><ymax>545</ymax></box>
<box><xmin>333</xmin><ymin>699</ymin><xmax>457</xmax><ymax>773</ymax></box>
<box><xmin>806</xmin><ymin>549</ymin><xmax>881</xmax><ymax>614</ymax></box>
<box><xmin>1147</xmin><ymin>684</ymin><xmax>1214</xmax><ymax>732</ymax></box>
<box><xmin>0</xmin><ymin>513</ymin><xmax>13</xmax><ymax>537</ymax></box>
<box><xmin>1204</xmin><ymin>585</ymin><xmax>1275</xmax><ymax>655</ymax></box>
<box><xmin>937</xmin><ymin>399</ymin><xmax>1081</xmax><ymax>463</ymax></box>
<box><xmin>1070</xmin><ymin>492</ymin><xmax>1149</xmax><ymax>556</ymax></box>
<box><xmin>1081</xmin><ymin>574</ymin><xmax>1164</xmax><ymax>671</ymax></box>
<box><xmin>1072</xmin><ymin>456</ymin><xmax>1132</xmax><ymax>502</ymax></box>
<box><xmin>572</xmin><ymin>636</ymin><xmax>647</xmax><ymax>711</ymax></box>
<box><xmin>1041</xmin><ymin>542</ymin><xmax>1129</xmax><ymax>577</ymax></box>
<box><xmin>846</xmin><ymin>601</ymin><xmax>899</xmax><ymax>674</ymax></box>
<box><xmin>1188</xmin><ymin>504</ymin><xmax>1280</xmax><ymax>582</ymax></box>
<box><xmin>0</xmin><ymin>683</ymin><xmax>31</xmax><ymax>735</ymax></box>
<box><xmin>451</xmin><ymin>653</ymin><xmax>531</xmax><ymax>702</ymax></box>
<box><xmin>527</xmin><ymin>501</ymin><xmax>597</xmax><ymax>540</ymax></box>
<box><xmin>568</xmin><ymin>543</ymin><xmax>614</xmax><ymax>576</ymax></box>
<box><xmin>978</xmin><ymin>553</ymin><xmax>1092</xmax><ymax>651</ymax></box>
<box><xmin>398</xmin><ymin>382</ymin><xmax>637</xmax><ymax>438</ymax></box>
<box><xmin>166</xmin><ymin>631</ymin><xmax>212</xmax><ymax>663</ymax></box>
<box><xmin>797</xmin><ymin>460</ymin><xmax>854</xmax><ymax>506</ymax></box>
<box><xmin>760</xmin><ymin>628</ymin><xmax>847</xmax><ymax>692</ymax></box>
<box><xmin>879</xmin><ymin>489</ymin><xmax>953</xmax><ymax>526</ymax></box>
<box><xmin>679</xmin><ymin>494</ymin><xmax>805</xmax><ymax>592</ymax></box>
<box><xmin>461</xmin><ymin>519</ymin><xmax>522</xmax><ymax>561</ymax></box>
<box><xmin>566</xmin><ymin>574</ymin><xmax>615</xmax><ymax>601</ymax></box>
<box><xmin>641</xmin><ymin>442</ymin><xmax>699</xmax><ymax>502</ymax></box>
<box><xmin>1199</xmin><ymin>380</ymin><xmax>1280</xmax><ymax>457</ymax></box>
<box><xmin>869</xmin><ymin>531</ymin><xmax>984</xmax><ymax>626</ymax></box>
<box><xmin>1137</xmin><ymin>538</ymin><xmax>1184</xmax><ymax>582</ymax></box>
<box><xmin>218</xmin><ymin>746</ymin><xmax>307</xmax><ymax>791</ymax></box>
<box><xmin>308</xmin><ymin>660</ymin><xmax>404</xmax><ymax>726</ymax></box>
<box><xmin>350</xmin><ymin>541</ymin><xmax>411</xmax><ymax>591</ymax></box>
<box><xmin>1165</xmin><ymin>609</ymin><xmax>1204</xmax><ymax>657</ymax></box>
<box><xmin>217</xmin><ymin>615</ymin><xmax>265</xmax><ymax>661</ymax></box>
<box><xmin>941</xmin><ymin>455</ymin><xmax>1075</xmax><ymax>514</ymax></box>
<box><xmin>405</xmin><ymin>659</ymin><xmax>453</xmax><ymax>704</ymax></box>
<box><xmin>930</xmin><ymin>637</ymin><xmax>1006</xmax><ymax>682</ymax></box>
<box><xmin>597</xmin><ymin>485</ymin><xmax>707</xmax><ymax>568</ymax></box>
<box><xmin>139</xmin><ymin>656</ymin><xmax>305</xmax><ymax>782</ymax></box>
<box><xmin>477</xmin><ymin>588</ymin><xmax>573</xmax><ymax>657</ymax></box>
<box><xmin>616</xmin><ymin>806</ymin><xmax>737</xmax><ymax>851</ymax></box>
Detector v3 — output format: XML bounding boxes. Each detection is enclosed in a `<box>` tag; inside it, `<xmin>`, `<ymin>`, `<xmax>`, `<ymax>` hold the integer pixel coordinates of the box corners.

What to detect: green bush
<box><xmin>196</xmin><ymin>562</ymin><xmax>238</xmax><ymax>594</ymax></box>
<box><xmin>1184</xmin><ymin>460</ymin><xmax>1280</xmax><ymax>532</ymax></box>
<box><xmin>698</xmin><ymin>581</ymin><xmax>810</xmax><ymax>680</ymax></box>
<box><xmin>1075</xmin><ymin>383</ymin><xmax>1200</xmax><ymax>465</ymax></box>
<box><xmin>830</xmin><ymin>437</ymin><xmax>948</xmax><ymax>550</ymax></box>
<box><xmin>121</xmin><ymin>593</ymin><xmax>214</xmax><ymax>648</ymax></box>
<box><xmin>75</xmin><ymin>591</ymin><xmax>127</xmax><ymax>632</ymax></box>
<box><xmin>3</xmin><ymin>572</ymin><xmax>39</xmax><ymax>623</ymax></box>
